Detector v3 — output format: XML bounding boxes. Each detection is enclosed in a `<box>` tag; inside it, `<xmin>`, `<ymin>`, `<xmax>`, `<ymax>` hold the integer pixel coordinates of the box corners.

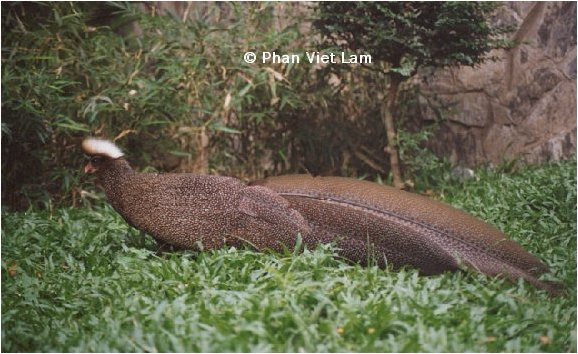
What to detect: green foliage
<box><xmin>1</xmin><ymin>1</ymin><xmax>424</xmax><ymax>210</ymax></box>
<box><xmin>1</xmin><ymin>2</ymin><xmax>313</xmax><ymax>209</ymax></box>
<box><xmin>2</xmin><ymin>161</ymin><xmax>576</xmax><ymax>352</ymax></box>
<box><xmin>313</xmin><ymin>2</ymin><xmax>514</xmax><ymax>187</ymax></box>
<box><xmin>314</xmin><ymin>2</ymin><xmax>512</xmax><ymax>79</ymax></box>
<box><xmin>397</xmin><ymin>124</ymin><xmax>452</xmax><ymax>191</ymax></box>
<box><xmin>393</xmin><ymin>88</ymin><xmax>451</xmax><ymax>190</ymax></box>
<box><xmin>440</xmin><ymin>158</ymin><xmax>577</xmax><ymax>287</ymax></box>
<box><xmin>0</xmin><ymin>1</ymin><xmax>543</xmax><ymax>214</ymax></box>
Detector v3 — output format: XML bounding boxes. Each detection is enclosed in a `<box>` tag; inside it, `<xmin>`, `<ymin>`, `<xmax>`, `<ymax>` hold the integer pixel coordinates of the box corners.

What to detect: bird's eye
<box><xmin>90</xmin><ymin>157</ymin><xmax>103</xmax><ymax>165</ymax></box>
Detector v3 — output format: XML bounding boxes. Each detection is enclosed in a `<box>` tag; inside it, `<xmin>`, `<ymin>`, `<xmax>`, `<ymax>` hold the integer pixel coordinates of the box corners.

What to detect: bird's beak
<box><xmin>84</xmin><ymin>163</ymin><xmax>97</xmax><ymax>174</ymax></box>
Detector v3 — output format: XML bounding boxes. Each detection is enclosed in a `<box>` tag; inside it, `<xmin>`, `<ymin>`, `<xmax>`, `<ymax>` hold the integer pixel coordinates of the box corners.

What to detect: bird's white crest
<box><xmin>82</xmin><ymin>138</ymin><xmax>124</xmax><ymax>159</ymax></box>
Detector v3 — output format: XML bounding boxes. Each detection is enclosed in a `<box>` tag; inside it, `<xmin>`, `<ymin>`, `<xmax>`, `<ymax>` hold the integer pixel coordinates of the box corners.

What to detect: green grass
<box><xmin>2</xmin><ymin>160</ymin><xmax>576</xmax><ymax>352</ymax></box>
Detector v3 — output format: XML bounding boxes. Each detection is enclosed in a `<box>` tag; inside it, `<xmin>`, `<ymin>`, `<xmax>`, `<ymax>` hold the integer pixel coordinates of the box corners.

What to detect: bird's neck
<box><xmin>97</xmin><ymin>159</ymin><xmax>135</xmax><ymax>191</ymax></box>
<box><xmin>94</xmin><ymin>159</ymin><xmax>137</xmax><ymax>219</ymax></box>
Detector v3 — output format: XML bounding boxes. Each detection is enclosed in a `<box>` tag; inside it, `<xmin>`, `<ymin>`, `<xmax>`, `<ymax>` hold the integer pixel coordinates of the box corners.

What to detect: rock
<box><xmin>451</xmin><ymin>166</ymin><xmax>476</xmax><ymax>182</ymax></box>
<box><xmin>416</xmin><ymin>1</ymin><xmax>577</xmax><ymax>167</ymax></box>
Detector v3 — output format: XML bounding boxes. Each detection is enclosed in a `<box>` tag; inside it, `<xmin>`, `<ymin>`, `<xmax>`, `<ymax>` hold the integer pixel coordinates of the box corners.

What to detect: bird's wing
<box><xmin>234</xmin><ymin>185</ymin><xmax>313</xmax><ymax>253</ymax></box>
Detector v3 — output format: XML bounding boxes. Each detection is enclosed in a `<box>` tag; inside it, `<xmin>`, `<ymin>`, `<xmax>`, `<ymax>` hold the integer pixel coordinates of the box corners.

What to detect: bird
<box><xmin>82</xmin><ymin>137</ymin><xmax>562</xmax><ymax>295</ymax></box>
<box><xmin>251</xmin><ymin>174</ymin><xmax>563</xmax><ymax>295</ymax></box>
<box><xmin>81</xmin><ymin>137</ymin><xmax>314</xmax><ymax>254</ymax></box>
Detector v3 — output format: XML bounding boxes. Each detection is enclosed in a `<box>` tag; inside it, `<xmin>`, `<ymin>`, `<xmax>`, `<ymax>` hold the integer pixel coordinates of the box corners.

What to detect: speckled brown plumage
<box><xmin>251</xmin><ymin>174</ymin><xmax>562</xmax><ymax>295</ymax></box>
<box><xmin>82</xmin><ymin>143</ymin><xmax>312</xmax><ymax>254</ymax></box>
<box><xmin>83</xmin><ymin>138</ymin><xmax>561</xmax><ymax>295</ymax></box>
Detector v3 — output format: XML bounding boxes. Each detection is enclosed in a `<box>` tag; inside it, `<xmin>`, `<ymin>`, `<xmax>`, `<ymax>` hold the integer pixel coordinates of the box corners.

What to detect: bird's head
<box><xmin>81</xmin><ymin>138</ymin><xmax>125</xmax><ymax>174</ymax></box>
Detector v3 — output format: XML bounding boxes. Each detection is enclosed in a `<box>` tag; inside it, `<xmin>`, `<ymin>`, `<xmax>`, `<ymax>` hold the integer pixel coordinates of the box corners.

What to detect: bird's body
<box><xmin>82</xmin><ymin>138</ymin><xmax>561</xmax><ymax>295</ymax></box>
<box><xmin>82</xmin><ymin>139</ymin><xmax>312</xmax><ymax>253</ymax></box>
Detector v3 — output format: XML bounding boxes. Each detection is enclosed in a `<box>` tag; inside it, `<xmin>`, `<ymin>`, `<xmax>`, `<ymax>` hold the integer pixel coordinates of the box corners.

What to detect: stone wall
<box><xmin>416</xmin><ymin>2</ymin><xmax>576</xmax><ymax>167</ymax></box>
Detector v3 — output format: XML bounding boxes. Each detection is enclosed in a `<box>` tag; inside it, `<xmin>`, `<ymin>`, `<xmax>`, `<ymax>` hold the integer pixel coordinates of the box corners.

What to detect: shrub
<box><xmin>1</xmin><ymin>2</ymin><xmax>316</xmax><ymax>209</ymax></box>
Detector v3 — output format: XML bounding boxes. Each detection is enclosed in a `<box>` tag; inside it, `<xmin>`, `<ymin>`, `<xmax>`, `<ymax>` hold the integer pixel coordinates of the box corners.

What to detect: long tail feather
<box><xmin>252</xmin><ymin>175</ymin><xmax>563</xmax><ymax>295</ymax></box>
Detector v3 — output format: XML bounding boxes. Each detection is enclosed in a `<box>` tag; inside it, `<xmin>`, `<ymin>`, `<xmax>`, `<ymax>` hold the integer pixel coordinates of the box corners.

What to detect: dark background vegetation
<box><xmin>1</xmin><ymin>1</ymin><xmax>456</xmax><ymax>210</ymax></box>
<box><xmin>314</xmin><ymin>2</ymin><xmax>513</xmax><ymax>188</ymax></box>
